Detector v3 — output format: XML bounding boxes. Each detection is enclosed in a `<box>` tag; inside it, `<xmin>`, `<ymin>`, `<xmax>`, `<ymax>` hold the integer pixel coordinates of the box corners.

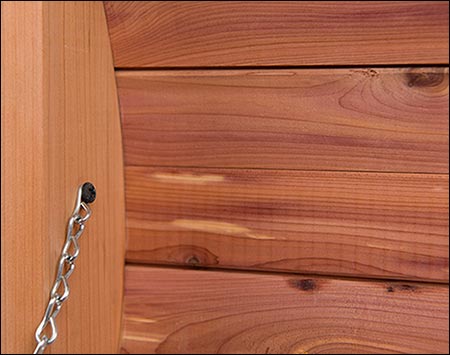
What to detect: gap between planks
<box><xmin>125</xmin><ymin>164</ymin><xmax>450</xmax><ymax>176</ymax></box>
<box><xmin>124</xmin><ymin>262</ymin><xmax>450</xmax><ymax>286</ymax></box>
<box><xmin>114</xmin><ymin>63</ymin><xmax>450</xmax><ymax>71</ymax></box>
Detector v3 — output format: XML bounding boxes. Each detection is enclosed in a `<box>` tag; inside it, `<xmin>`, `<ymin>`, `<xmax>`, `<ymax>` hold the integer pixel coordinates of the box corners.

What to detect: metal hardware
<box><xmin>32</xmin><ymin>183</ymin><xmax>95</xmax><ymax>354</ymax></box>
<box><xmin>81</xmin><ymin>182</ymin><xmax>96</xmax><ymax>204</ymax></box>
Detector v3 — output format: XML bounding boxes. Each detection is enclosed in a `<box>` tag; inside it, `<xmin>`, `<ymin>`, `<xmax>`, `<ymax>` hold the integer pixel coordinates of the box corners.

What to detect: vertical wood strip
<box><xmin>1</xmin><ymin>2</ymin><xmax>126</xmax><ymax>353</ymax></box>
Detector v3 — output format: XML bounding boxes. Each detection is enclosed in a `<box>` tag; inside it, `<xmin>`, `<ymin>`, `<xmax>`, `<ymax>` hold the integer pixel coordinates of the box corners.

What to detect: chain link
<box><xmin>33</xmin><ymin>183</ymin><xmax>95</xmax><ymax>354</ymax></box>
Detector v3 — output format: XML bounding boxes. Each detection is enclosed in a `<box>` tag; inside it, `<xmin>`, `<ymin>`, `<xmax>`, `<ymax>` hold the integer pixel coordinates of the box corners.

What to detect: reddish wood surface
<box><xmin>125</xmin><ymin>167</ymin><xmax>449</xmax><ymax>282</ymax></box>
<box><xmin>117</xmin><ymin>68</ymin><xmax>449</xmax><ymax>173</ymax></box>
<box><xmin>120</xmin><ymin>265</ymin><xmax>449</xmax><ymax>354</ymax></box>
<box><xmin>104</xmin><ymin>1</ymin><xmax>449</xmax><ymax>68</ymax></box>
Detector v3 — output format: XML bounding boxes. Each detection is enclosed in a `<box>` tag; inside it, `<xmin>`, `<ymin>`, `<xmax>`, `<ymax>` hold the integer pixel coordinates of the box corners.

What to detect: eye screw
<box><xmin>81</xmin><ymin>182</ymin><xmax>96</xmax><ymax>204</ymax></box>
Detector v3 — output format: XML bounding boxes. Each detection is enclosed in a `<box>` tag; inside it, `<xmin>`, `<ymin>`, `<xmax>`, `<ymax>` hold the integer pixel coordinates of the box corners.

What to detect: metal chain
<box><xmin>33</xmin><ymin>183</ymin><xmax>96</xmax><ymax>354</ymax></box>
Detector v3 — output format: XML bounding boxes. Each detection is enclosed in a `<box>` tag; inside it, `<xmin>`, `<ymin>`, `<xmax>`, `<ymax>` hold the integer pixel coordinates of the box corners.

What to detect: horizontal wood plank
<box><xmin>118</xmin><ymin>68</ymin><xmax>449</xmax><ymax>173</ymax></box>
<box><xmin>125</xmin><ymin>167</ymin><xmax>449</xmax><ymax>282</ymax></box>
<box><xmin>104</xmin><ymin>1</ymin><xmax>449</xmax><ymax>67</ymax></box>
<box><xmin>121</xmin><ymin>265</ymin><xmax>449</xmax><ymax>354</ymax></box>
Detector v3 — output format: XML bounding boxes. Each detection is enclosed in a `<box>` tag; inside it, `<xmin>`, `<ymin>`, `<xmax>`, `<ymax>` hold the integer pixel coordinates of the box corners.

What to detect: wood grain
<box><xmin>120</xmin><ymin>265</ymin><xmax>449</xmax><ymax>354</ymax></box>
<box><xmin>1</xmin><ymin>2</ymin><xmax>126</xmax><ymax>353</ymax></box>
<box><xmin>104</xmin><ymin>1</ymin><xmax>449</xmax><ymax>68</ymax></box>
<box><xmin>125</xmin><ymin>167</ymin><xmax>449</xmax><ymax>282</ymax></box>
<box><xmin>118</xmin><ymin>68</ymin><xmax>449</xmax><ymax>173</ymax></box>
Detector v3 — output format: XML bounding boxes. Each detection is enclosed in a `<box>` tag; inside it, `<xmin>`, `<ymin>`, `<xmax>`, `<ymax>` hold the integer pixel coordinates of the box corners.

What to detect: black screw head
<box><xmin>81</xmin><ymin>182</ymin><xmax>96</xmax><ymax>204</ymax></box>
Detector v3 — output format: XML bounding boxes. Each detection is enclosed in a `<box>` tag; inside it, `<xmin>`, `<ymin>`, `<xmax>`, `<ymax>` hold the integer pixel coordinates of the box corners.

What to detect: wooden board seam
<box><xmin>124</xmin><ymin>261</ymin><xmax>450</xmax><ymax>285</ymax></box>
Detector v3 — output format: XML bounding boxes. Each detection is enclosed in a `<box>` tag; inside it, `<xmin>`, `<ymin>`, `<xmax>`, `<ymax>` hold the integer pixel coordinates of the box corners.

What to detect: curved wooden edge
<box><xmin>1</xmin><ymin>2</ymin><xmax>126</xmax><ymax>353</ymax></box>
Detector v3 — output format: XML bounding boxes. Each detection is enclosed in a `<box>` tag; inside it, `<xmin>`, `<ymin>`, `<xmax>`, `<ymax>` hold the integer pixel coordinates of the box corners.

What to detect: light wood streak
<box><xmin>126</xmin><ymin>167</ymin><xmax>449</xmax><ymax>282</ymax></box>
